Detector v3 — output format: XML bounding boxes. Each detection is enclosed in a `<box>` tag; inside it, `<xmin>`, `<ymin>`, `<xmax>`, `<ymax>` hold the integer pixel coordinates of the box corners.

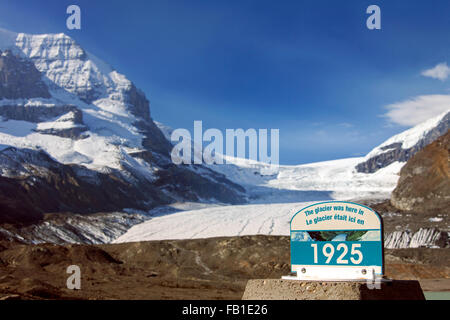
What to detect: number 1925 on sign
<box><xmin>291</xmin><ymin>241</ymin><xmax>382</xmax><ymax>266</ymax></box>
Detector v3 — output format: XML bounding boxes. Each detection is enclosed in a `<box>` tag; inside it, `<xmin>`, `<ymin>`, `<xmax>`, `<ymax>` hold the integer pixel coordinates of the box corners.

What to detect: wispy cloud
<box><xmin>384</xmin><ymin>94</ymin><xmax>450</xmax><ymax>126</ymax></box>
<box><xmin>421</xmin><ymin>62</ymin><xmax>450</xmax><ymax>81</ymax></box>
<box><xmin>338</xmin><ymin>122</ymin><xmax>353</xmax><ymax>128</ymax></box>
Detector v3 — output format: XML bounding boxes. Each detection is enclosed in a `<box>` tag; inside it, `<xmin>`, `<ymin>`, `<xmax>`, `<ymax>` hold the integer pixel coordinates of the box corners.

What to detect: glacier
<box><xmin>0</xmin><ymin>28</ymin><xmax>448</xmax><ymax>247</ymax></box>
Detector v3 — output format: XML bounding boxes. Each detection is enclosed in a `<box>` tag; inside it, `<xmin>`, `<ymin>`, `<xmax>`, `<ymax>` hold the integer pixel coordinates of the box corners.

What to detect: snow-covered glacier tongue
<box><xmin>0</xmin><ymin>28</ymin><xmax>246</xmax><ymax>237</ymax></box>
<box><xmin>117</xmin><ymin>114</ymin><xmax>449</xmax><ymax>246</ymax></box>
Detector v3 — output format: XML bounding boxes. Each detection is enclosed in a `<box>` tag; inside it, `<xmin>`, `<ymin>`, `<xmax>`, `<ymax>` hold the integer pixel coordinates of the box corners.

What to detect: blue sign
<box><xmin>289</xmin><ymin>201</ymin><xmax>384</xmax><ymax>280</ymax></box>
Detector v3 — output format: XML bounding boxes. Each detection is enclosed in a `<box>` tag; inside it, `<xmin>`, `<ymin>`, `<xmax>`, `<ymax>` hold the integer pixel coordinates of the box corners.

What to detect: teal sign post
<box><xmin>286</xmin><ymin>201</ymin><xmax>384</xmax><ymax>281</ymax></box>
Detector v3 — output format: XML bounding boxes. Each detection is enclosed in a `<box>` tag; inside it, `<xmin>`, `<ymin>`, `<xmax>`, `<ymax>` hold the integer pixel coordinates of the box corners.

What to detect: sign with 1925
<box><xmin>288</xmin><ymin>201</ymin><xmax>384</xmax><ymax>280</ymax></box>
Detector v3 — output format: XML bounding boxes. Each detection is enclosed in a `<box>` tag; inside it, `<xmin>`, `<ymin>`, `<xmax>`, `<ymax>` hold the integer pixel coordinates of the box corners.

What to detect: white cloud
<box><xmin>384</xmin><ymin>94</ymin><xmax>450</xmax><ymax>126</ymax></box>
<box><xmin>421</xmin><ymin>62</ymin><xmax>450</xmax><ymax>81</ymax></box>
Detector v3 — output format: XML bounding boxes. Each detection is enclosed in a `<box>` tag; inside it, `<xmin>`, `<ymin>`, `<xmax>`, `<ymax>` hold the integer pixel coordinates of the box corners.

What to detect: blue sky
<box><xmin>1</xmin><ymin>0</ymin><xmax>450</xmax><ymax>164</ymax></box>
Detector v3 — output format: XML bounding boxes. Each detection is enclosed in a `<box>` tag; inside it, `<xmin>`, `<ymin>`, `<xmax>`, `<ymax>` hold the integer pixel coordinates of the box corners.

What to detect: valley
<box><xmin>0</xmin><ymin>235</ymin><xmax>448</xmax><ymax>300</ymax></box>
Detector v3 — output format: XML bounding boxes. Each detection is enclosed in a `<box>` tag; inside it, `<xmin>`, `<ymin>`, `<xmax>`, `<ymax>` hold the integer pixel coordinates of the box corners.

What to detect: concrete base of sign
<box><xmin>242</xmin><ymin>279</ymin><xmax>425</xmax><ymax>300</ymax></box>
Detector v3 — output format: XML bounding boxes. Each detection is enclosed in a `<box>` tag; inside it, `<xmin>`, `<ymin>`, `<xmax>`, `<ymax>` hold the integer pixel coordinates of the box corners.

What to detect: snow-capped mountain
<box><xmin>356</xmin><ymin>110</ymin><xmax>449</xmax><ymax>173</ymax></box>
<box><xmin>0</xmin><ymin>29</ymin><xmax>175</xmax><ymax>167</ymax></box>
<box><xmin>0</xmin><ymin>28</ymin><xmax>245</xmax><ymax>225</ymax></box>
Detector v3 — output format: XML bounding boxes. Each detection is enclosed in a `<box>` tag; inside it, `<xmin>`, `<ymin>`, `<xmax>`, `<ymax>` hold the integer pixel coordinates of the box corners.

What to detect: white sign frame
<box><xmin>284</xmin><ymin>201</ymin><xmax>385</xmax><ymax>281</ymax></box>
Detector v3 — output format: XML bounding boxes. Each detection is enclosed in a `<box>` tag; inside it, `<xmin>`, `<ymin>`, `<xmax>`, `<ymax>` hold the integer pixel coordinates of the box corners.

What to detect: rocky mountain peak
<box><xmin>15</xmin><ymin>32</ymin><xmax>87</xmax><ymax>61</ymax></box>
<box><xmin>356</xmin><ymin>111</ymin><xmax>450</xmax><ymax>173</ymax></box>
<box><xmin>0</xmin><ymin>28</ymin><xmax>170</xmax><ymax>158</ymax></box>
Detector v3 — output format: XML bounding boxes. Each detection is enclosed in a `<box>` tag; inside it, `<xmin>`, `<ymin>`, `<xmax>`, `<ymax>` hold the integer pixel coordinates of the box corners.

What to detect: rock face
<box><xmin>391</xmin><ymin>130</ymin><xmax>450</xmax><ymax>212</ymax></box>
<box><xmin>356</xmin><ymin>112</ymin><xmax>449</xmax><ymax>173</ymax></box>
<box><xmin>0</xmin><ymin>105</ymin><xmax>88</xmax><ymax>139</ymax></box>
<box><xmin>384</xmin><ymin>228</ymin><xmax>449</xmax><ymax>249</ymax></box>
<box><xmin>0</xmin><ymin>50</ymin><xmax>50</xmax><ymax>99</ymax></box>
<box><xmin>242</xmin><ymin>279</ymin><xmax>425</xmax><ymax>300</ymax></box>
<box><xmin>0</xmin><ymin>212</ymin><xmax>147</xmax><ymax>244</ymax></box>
